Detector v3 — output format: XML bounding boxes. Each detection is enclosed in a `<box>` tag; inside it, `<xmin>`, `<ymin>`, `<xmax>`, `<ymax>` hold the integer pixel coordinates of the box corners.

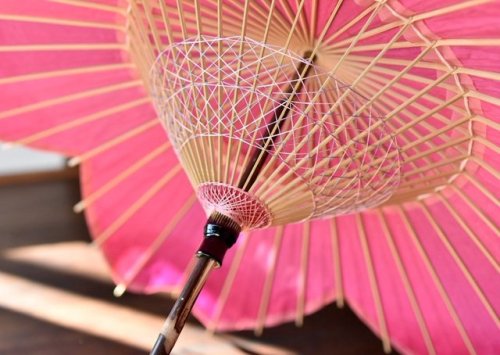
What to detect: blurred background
<box><xmin>0</xmin><ymin>145</ymin><xmax>390</xmax><ymax>355</ymax></box>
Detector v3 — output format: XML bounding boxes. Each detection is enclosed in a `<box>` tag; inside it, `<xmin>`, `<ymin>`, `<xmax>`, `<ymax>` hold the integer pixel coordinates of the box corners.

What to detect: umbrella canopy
<box><xmin>1</xmin><ymin>0</ymin><xmax>499</xmax><ymax>354</ymax></box>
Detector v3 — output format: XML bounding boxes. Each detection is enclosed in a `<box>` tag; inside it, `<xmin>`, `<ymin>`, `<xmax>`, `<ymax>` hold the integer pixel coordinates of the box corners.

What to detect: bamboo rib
<box><xmin>158</xmin><ymin>2</ymin><xmax>207</xmax><ymax>185</ymax></box>
<box><xmin>378</xmin><ymin>210</ymin><xmax>436</xmax><ymax>355</ymax></box>
<box><xmin>323</xmin><ymin>38</ymin><xmax>500</xmax><ymax>56</ymax></box>
<box><xmin>255</xmin><ymin>226</ymin><xmax>284</xmax><ymax>336</ymax></box>
<box><xmin>469</xmin><ymin>156</ymin><xmax>500</xmax><ymax>180</ymax></box>
<box><xmin>10</xmin><ymin>98</ymin><xmax>151</xmax><ymax>146</ymax></box>
<box><xmin>356</xmin><ymin>214</ymin><xmax>391</xmax><ymax>353</ymax></box>
<box><xmin>0</xmin><ymin>80</ymin><xmax>142</xmax><ymax>120</ymax></box>
<box><xmin>0</xmin><ymin>63</ymin><xmax>133</xmax><ymax>85</ymax></box>
<box><xmin>0</xmin><ymin>43</ymin><xmax>126</xmax><ymax>52</ymax></box>
<box><xmin>67</xmin><ymin>119</ymin><xmax>159</xmax><ymax>167</ymax></box>
<box><xmin>238</xmin><ymin>0</ymin><xmax>310</xmax><ymax>192</ymax></box>
<box><xmin>139</xmin><ymin>0</ymin><xmax>164</xmax><ymax>55</ymax></box>
<box><xmin>330</xmin><ymin>218</ymin><xmax>344</xmax><ymax>307</ymax></box>
<box><xmin>466</xmin><ymin>91</ymin><xmax>500</xmax><ymax>107</ymax></box>
<box><xmin>420</xmin><ymin>202</ymin><xmax>499</xmax><ymax>328</ymax></box>
<box><xmin>154</xmin><ymin>4</ymin><xmax>205</xmax><ymax>185</ymax></box>
<box><xmin>177</xmin><ymin>0</ymin><xmax>215</xmax><ymax>183</ymax></box>
<box><xmin>399</xmin><ymin>207</ymin><xmax>476</xmax><ymax>355</ymax></box>
<box><xmin>436</xmin><ymin>192</ymin><xmax>499</xmax><ymax>272</ymax></box>
<box><xmin>321</xmin><ymin>0</ymin><xmax>488</xmax><ymax>51</ymax></box>
<box><xmin>449</xmin><ymin>185</ymin><xmax>499</xmax><ymax>235</ymax></box>
<box><xmin>74</xmin><ymin>144</ymin><xmax>172</xmax><ymax>213</ymax></box>
<box><xmin>463</xmin><ymin>172</ymin><xmax>499</xmax><ymax>206</ymax></box>
<box><xmin>0</xmin><ymin>13</ymin><xmax>124</xmax><ymax>30</ymax></box>
<box><xmin>254</xmin><ymin>2</ymin><xmax>386</xmax><ymax>194</ymax></box>
<box><xmin>117</xmin><ymin>195</ymin><xmax>198</xmax><ymax>290</ymax></box>
<box><xmin>231</xmin><ymin>0</ymin><xmax>343</xmax><ymax>187</ymax></box>
<box><xmin>49</xmin><ymin>0</ymin><xmax>127</xmax><ymax>14</ymax></box>
<box><xmin>94</xmin><ymin>165</ymin><xmax>183</xmax><ymax>246</ymax></box>
<box><xmin>475</xmin><ymin>136</ymin><xmax>500</xmax><ymax>155</ymax></box>
<box><xmin>223</xmin><ymin>0</ymin><xmax>252</xmax><ymax>183</ymax></box>
<box><xmin>296</xmin><ymin>221</ymin><xmax>310</xmax><ymax>327</ymax></box>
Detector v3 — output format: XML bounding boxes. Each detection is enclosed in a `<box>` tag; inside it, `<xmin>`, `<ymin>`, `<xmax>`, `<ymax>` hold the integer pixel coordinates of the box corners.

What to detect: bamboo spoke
<box><xmin>356</xmin><ymin>214</ymin><xmax>391</xmax><ymax>353</ymax></box>
<box><xmin>420</xmin><ymin>202</ymin><xmax>499</xmax><ymax>328</ymax></box>
<box><xmin>255</xmin><ymin>226</ymin><xmax>284</xmax><ymax>336</ymax></box>
<box><xmin>378</xmin><ymin>210</ymin><xmax>436</xmax><ymax>355</ymax></box>
<box><xmin>94</xmin><ymin>165</ymin><xmax>183</xmax><ymax>246</ymax></box>
<box><xmin>399</xmin><ymin>207</ymin><xmax>476</xmax><ymax>354</ymax></box>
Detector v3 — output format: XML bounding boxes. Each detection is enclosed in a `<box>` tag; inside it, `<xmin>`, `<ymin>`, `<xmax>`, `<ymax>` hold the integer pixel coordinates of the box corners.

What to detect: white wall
<box><xmin>0</xmin><ymin>143</ymin><xmax>66</xmax><ymax>175</ymax></box>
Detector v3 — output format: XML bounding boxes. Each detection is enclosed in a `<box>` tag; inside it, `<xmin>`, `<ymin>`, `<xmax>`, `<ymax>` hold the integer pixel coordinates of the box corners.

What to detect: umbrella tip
<box><xmin>336</xmin><ymin>299</ymin><xmax>344</xmax><ymax>308</ymax></box>
<box><xmin>383</xmin><ymin>342</ymin><xmax>392</xmax><ymax>354</ymax></box>
<box><xmin>68</xmin><ymin>156</ymin><xmax>81</xmax><ymax>167</ymax></box>
<box><xmin>254</xmin><ymin>327</ymin><xmax>264</xmax><ymax>337</ymax></box>
<box><xmin>113</xmin><ymin>284</ymin><xmax>127</xmax><ymax>297</ymax></box>
<box><xmin>73</xmin><ymin>201</ymin><xmax>85</xmax><ymax>213</ymax></box>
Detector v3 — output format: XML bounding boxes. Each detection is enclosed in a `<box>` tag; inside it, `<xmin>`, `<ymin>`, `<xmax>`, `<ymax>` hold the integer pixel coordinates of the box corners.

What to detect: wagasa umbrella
<box><xmin>0</xmin><ymin>0</ymin><xmax>499</xmax><ymax>354</ymax></box>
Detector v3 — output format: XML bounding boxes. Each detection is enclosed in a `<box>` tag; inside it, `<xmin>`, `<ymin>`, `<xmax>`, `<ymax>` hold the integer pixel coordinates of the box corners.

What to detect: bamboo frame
<box><xmin>2</xmin><ymin>1</ymin><xmax>499</xmax><ymax>346</ymax></box>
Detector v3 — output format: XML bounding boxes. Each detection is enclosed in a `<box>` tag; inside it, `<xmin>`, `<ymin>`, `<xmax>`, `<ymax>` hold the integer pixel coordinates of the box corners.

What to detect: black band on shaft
<box><xmin>197</xmin><ymin>214</ymin><xmax>241</xmax><ymax>265</ymax></box>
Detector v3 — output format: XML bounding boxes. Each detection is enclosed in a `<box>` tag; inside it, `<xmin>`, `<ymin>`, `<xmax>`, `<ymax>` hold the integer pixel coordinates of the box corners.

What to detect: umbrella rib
<box><xmin>419</xmin><ymin>202</ymin><xmax>500</xmax><ymax>328</ymax></box>
<box><xmin>74</xmin><ymin>143</ymin><xmax>172</xmax><ymax>213</ymax></box>
<box><xmin>236</xmin><ymin>0</ymin><xmax>345</xmax><ymax>191</ymax></box>
<box><xmin>10</xmin><ymin>97</ymin><xmax>151</xmax><ymax>146</ymax></box>
<box><xmin>0</xmin><ymin>43</ymin><xmax>126</xmax><ymax>52</ymax></box>
<box><xmin>0</xmin><ymin>63</ymin><xmax>133</xmax><ymax>85</ymax></box>
<box><xmin>398</xmin><ymin>207</ymin><xmax>477</xmax><ymax>355</ymax></box>
<box><xmin>0</xmin><ymin>13</ymin><xmax>125</xmax><ymax>31</ymax></box>
<box><xmin>254</xmin><ymin>12</ymin><xmax>417</xmax><ymax>191</ymax></box>
<box><xmin>295</xmin><ymin>221</ymin><xmax>310</xmax><ymax>327</ymax></box>
<box><xmin>436</xmin><ymin>192</ymin><xmax>499</xmax><ymax>272</ymax></box>
<box><xmin>469</xmin><ymin>156</ymin><xmax>499</xmax><ymax>180</ymax></box>
<box><xmin>156</xmin><ymin>5</ymin><xmax>207</xmax><ymax>185</ymax></box>
<box><xmin>278</xmin><ymin>0</ymin><xmax>309</xmax><ymax>45</ymax></box>
<box><xmin>356</xmin><ymin>214</ymin><xmax>391</xmax><ymax>353</ymax></box>
<box><xmin>321</xmin><ymin>2</ymin><xmax>377</xmax><ymax>45</ymax></box>
<box><xmin>466</xmin><ymin>90</ymin><xmax>500</xmax><ymax>107</ymax></box>
<box><xmin>475</xmin><ymin>136</ymin><xmax>500</xmax><ymax>155</ymax></box>
<box><xmin>139</xmin><ymin>0</ymin><xmax>164</xmax><ymax>54</ymax></box>
<box><xmin>378</xmin><ymin>210</ymin><xmax>436</xmax><ymax>355</ymax></box>
<box><xmin>128</xmin><ymin>1</ymin><xmax>158</xmax><ymax>66</ymax></box>
<box><xmin>117</xmin><ymin>195</ymin><xmax>198</xmax><ymax>292</ymax></box>
<box><xmin>208</xmin><ymin>233</ymin><xmax>251</xmax><ymax>331</ymax></box>
<box><xmin>49</xmin><ymin>0</ymin><xmax>127</xmax><ymax>14</ymax></box>
<box><xmin>323</xmin><ymin>38</ymin><xmax>500</xmax><ymax>55</ymax></box>
<box><xmin>463</xmin><ymin>172</ymin><xmax>499</xmax><ymax>206</ymax></box>
<box><xmin>222</xmin><ymin>0</ymin><xmax>253</xmax><ymax>183</ymax></box>
<box><xmin>94</xmin><ymin>164</ymin><xmax>184</xmax><ymax>246</ymax></box>
<box><xmin>322</xmin><ymin>0</ymin><xmax>489</xmax><ymax>49</ymax></box>
<box><xmin>255</xmin><ymin>226</ymin><xmax>284</xmax><ymax>336</ymax></box>
<box><xmin>237</xmin><ymin>0</ymin><xmax>310</xmax><ymax>192</ymax></box>
<box><xmin>68</xmin><ymin>119</ymin><xmax>160</xmax><ymax>167</ymax></box>
<box><xmin>330</xmin><ymin>218</ymin><xmax>344</xmax><ymax>307</ymax></box>
<box><xmin>449</xmin><ymin>185</ymin><xmax>499</xmax><ymax>236</ymax></box>
<box><xmin>0</xmin><ymin>80</ymin><xmax>143</xmax><ymax>120</ymax></box>
<box><xmin>182</xmin><ymin>0</ymin><xmax>216</xmax><ymax>182</ymax></box>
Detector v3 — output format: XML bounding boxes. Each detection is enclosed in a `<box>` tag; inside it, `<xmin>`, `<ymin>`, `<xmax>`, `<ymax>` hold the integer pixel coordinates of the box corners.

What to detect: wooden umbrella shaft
<box><xmin>238</xmin><ymin>51</ymin><xmax>316</xmax><ymax>191</ymax></box>
<box><xmin>150</xmin><ymin>255</ymin><xmax>217</xmax><ymax>355</ymax></box>
<box><xmin>151</xmin><ymin>53</ymin><xmax>316</xmax><ymax>354</ymax></box>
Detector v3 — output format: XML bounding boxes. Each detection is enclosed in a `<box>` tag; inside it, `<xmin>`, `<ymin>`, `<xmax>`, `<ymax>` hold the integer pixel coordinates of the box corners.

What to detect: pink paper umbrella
<box><xmin>1</xmin><ymin>0</ymin><xmax>499</xmax><ymax>354</ymax></box>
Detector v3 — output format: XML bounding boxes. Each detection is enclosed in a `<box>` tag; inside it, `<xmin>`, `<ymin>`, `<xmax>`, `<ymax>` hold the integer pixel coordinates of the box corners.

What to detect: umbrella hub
<box><xmin>197</xmin><ymin>182</ymin><xmax>272</xmax><ymax>230</ymax></box>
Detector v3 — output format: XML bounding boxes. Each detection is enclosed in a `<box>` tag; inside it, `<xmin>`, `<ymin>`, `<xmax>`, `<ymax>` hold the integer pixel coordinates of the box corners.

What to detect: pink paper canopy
<box><xmin>1</xmin><ymin>1</ymin><xmax>499</xmax><ymax>354</ymax></box>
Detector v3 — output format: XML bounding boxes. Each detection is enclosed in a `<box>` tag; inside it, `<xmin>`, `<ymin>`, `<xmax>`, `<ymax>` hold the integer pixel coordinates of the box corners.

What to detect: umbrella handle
<box><xmin>151</xmin><ymin>254</ymin><xmax>217</xmax><ymax>355</ymax></box>
<box><xmin>151</xmin><ymin>212</ymin><xmax>241</xmax><ymax>354</ymax></box>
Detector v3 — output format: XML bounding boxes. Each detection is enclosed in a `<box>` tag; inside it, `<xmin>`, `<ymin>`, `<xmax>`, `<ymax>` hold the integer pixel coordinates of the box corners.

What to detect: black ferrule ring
<box><xmin>204</xmin><ymin>223</ymin><xmax>239</xmax><ymax>248</ymax></box>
